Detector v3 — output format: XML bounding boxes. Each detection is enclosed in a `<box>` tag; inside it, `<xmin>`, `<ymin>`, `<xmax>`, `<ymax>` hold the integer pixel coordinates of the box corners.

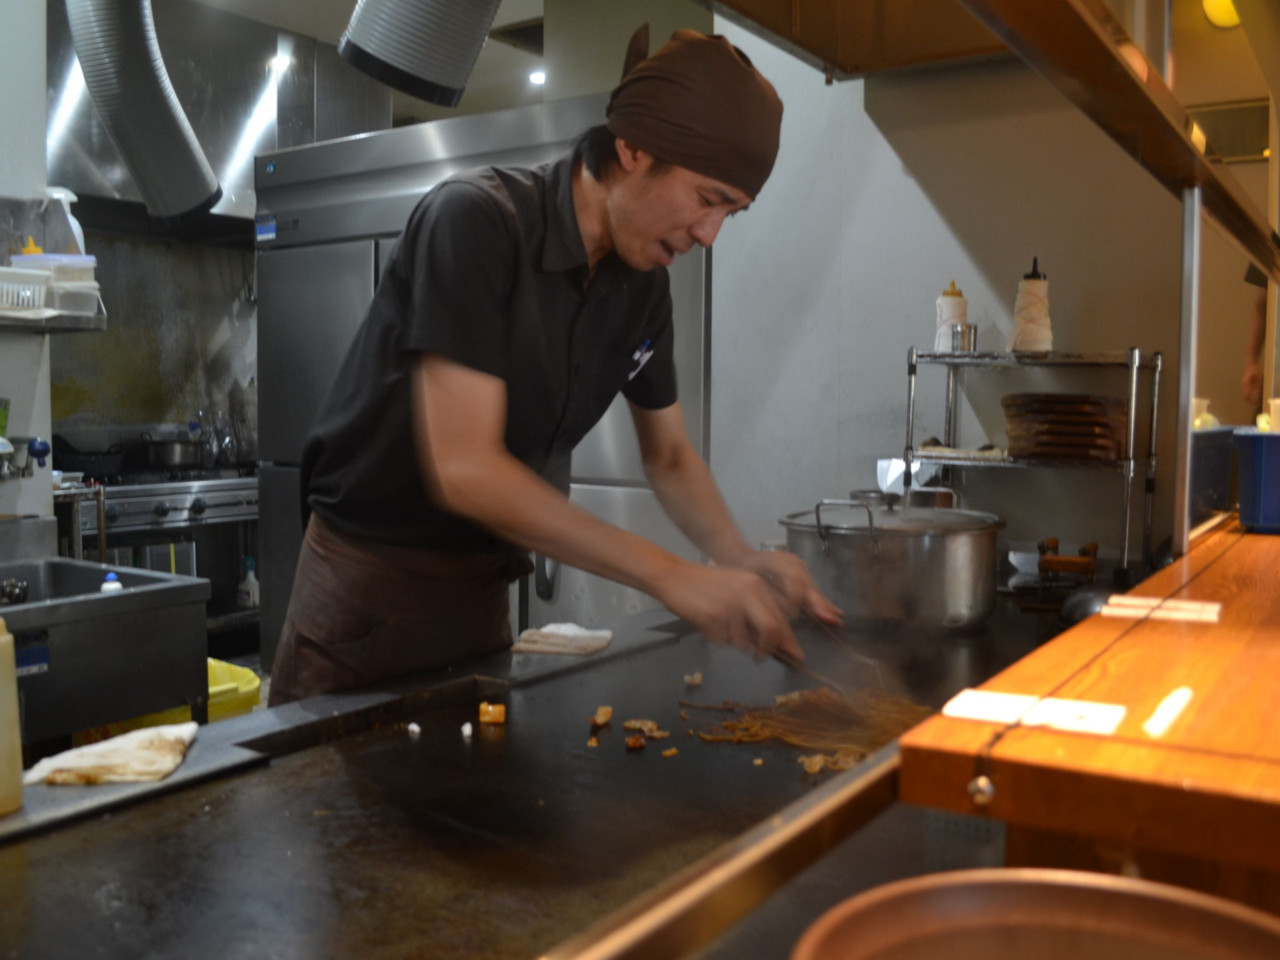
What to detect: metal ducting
<box><xmin>338</xmin><ymin>0</ymin><xmax>504</xmax><ymax>108</ymax></box>
<box><xmin>65</xmin><ymin>0</ymin><xmax>221</xmax><ymax>222</ymax></box>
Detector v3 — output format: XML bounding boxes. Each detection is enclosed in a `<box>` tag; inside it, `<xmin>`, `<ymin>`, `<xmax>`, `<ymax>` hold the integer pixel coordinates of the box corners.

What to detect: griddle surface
<box><xmin>1</xmin><ymin>603</ymin><xmax>1055</xmax><ymax>959</ymax></box>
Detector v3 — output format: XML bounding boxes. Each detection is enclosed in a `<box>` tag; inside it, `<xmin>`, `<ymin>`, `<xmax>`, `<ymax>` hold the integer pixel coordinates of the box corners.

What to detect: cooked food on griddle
<box><xmin>695</xmin><ymin>687</ymin><xmax>933</xmax><ymax>773</ymax></box>
<box><xmin>590</xmin><ymin>705</ymin><xmax>613</xmax><ymax>729</ymax></box>
<box><xmin>622</xmin><ymin>718</ymin><xmax>670</xmax><ymax>739</ymax></box>
<box><xmin>625</xmin><ymin>735</ymin><xmax>647</xmax><ymax>751</ymax></box>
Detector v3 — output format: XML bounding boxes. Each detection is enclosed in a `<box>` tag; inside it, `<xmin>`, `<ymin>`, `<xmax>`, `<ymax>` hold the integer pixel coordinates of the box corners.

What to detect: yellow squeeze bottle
<box><xmin>0</xmin><ymin>617</ymin><xmax>22</xmax><ymax>815</ymax></box>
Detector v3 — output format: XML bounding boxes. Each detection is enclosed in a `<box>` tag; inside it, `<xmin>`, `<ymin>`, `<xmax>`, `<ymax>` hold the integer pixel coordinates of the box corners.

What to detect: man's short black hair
<box><xmin>573</xmin><ymin>124</ymin><xmax>672</xmax><ymax>181</ymax></box>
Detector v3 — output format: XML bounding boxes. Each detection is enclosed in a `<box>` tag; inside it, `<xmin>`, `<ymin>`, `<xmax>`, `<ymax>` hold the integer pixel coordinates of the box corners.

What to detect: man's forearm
<box><xmin>429</xmin><ymin>447</ymin><xmax>693</xmax><ymax>599</ymax></box>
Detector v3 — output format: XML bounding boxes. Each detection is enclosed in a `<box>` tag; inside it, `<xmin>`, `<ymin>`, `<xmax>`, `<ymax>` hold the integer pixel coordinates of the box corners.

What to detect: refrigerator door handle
<box><xmin>534</xmin><ymin>553</ymin><xmax>559</xmax><ymax>601</ymax></box>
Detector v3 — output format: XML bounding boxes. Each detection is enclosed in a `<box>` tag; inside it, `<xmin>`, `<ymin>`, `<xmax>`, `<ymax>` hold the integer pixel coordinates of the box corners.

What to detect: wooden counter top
<box><xmin>900</xmin><ymin>524</ymin><xmax>1280</xmax><ymax>874</ymax></box>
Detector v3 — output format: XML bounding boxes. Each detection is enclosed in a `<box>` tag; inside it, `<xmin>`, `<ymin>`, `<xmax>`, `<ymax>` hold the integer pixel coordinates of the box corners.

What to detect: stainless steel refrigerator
<box><xmin>255</xmin><ymin>94</ymin><xmax>708</xmax><ymax>670</ymax></box>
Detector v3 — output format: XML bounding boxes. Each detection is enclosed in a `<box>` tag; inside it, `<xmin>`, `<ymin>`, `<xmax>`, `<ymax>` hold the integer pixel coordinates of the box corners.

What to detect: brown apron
<box><xmin>269</xmin><ymin>514</ymin><xmax>530</xmax><ymax>706</ymax></box>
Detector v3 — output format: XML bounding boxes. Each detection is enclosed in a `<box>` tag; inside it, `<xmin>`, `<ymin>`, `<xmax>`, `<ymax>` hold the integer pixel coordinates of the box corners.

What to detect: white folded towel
<box><xmin>24</xmin><ymin>722</ymin><xmax>198</xmax><ymax>785</ymax></box>
<box><xmin>513</xmin><ymin>623</ymin><xmax>612</xmax><ymax>655</ymax></box>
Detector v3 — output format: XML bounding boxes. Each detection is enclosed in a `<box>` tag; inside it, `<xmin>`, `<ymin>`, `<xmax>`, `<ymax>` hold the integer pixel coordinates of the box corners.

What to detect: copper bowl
<box><xmin>791</xmin><ymin>869</ymin><xmax>1280</xmax><ymax>960</ymax></box>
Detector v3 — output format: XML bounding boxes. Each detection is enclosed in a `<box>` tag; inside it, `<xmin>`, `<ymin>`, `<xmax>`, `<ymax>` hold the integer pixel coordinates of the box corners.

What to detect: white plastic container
<box><xmin>0</xmin><ymin>266</ymin><xmax>50</xmax><ymax>311</ymax></box>
<box><xmin>0</xmin><ymin>617</ymin><xmax>23</xmax><ymax>816</ymax></box>
<box><xmin>10</xmin><ymin>253</ymin><xmax>96</xmax><ymax>284</ymax></box>
<box><xmin>48</xmin><ymin>281</ymin><xmax>100</xmax><ymax>316</ymax></box>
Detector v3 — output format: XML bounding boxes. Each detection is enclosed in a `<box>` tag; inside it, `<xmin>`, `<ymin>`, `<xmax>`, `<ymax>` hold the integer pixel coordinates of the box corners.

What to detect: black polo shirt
<box><xmin>301</xmin><ymin>150</ymin><xmax>678</xmax><ymax>554</ymax></box>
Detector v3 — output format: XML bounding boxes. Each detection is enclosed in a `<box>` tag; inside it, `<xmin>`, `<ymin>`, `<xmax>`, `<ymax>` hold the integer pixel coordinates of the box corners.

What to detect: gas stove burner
<box><xmin>100</xmin><ymin>465</ymin><xmax>258</xmax><ymax>487</ymax></box>
<box><xmin>80</xmin><ymin>475</ymin><xmax>259</xmax><ymax>535</ymax></box>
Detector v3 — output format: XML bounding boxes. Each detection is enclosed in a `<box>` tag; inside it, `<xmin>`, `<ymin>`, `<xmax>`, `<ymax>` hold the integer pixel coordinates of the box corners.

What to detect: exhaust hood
<box><xmin>46</xmin><ymin>0</ymin><xmax>391</xmax><ymax>244</ymax></box>
<box><xmin>65</xmin><ymin>0</ymin><xmax>222</xmax><ymax>223</ymax></box>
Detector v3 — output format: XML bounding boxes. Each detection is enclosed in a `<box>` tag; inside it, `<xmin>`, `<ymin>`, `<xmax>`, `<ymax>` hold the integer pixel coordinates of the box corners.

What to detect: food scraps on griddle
<box><xmin>691</xmin><ymin>687</ymin><xmax>933</xmax><ymax>773</ymax></box>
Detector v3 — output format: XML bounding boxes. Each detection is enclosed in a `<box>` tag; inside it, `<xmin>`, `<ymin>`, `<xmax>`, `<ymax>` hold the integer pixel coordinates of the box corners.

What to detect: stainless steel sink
<box><xmin>0</xmin><ymin>558</ymin><xmax>211</xmax><ymax>743</ymax></box>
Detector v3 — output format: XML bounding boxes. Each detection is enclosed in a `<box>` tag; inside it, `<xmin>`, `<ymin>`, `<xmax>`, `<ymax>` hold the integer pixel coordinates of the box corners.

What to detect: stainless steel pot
<box><xmin>780</xmin><ymin>498</ymin><xmax>1003</xmax><ymax>629</ymax></box>
<box><xmin>140</xmin><ymin>433</ymin><xmax>202</xmax><ymax>469</ymax></box>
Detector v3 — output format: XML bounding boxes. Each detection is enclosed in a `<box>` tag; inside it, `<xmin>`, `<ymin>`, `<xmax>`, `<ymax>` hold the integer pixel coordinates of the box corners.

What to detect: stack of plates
<box><xmin>1002</xmin><ymin>393</ymin><xmax>1126</xmax><ymax>460</ymax></box>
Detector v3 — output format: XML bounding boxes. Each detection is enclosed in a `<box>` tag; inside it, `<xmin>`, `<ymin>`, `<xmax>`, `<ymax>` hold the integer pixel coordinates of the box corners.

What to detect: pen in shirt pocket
<box><xmin>632</xmin><ymin>339</ymin><xmax>651</xmax><ymax>361</ymax></box>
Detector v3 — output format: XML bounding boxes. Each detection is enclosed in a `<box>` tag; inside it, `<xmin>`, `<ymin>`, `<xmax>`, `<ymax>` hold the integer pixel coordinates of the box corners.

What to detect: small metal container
<box><xmin>951</xmin><ymin>322</ymin><xmax>977</xmax><ymax>352</ymax></box>
<box><xmin>780</xmin><ymin>498</ymin><xmax>1003</xmax><ymax>629</ymax></box>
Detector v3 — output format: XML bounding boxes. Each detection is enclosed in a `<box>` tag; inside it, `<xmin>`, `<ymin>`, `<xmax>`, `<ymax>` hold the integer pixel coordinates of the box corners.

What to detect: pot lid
<box><xmin>781</xmin><ymin>501</ymin><xmax>1003</xmax><ymax>535</ymax></box>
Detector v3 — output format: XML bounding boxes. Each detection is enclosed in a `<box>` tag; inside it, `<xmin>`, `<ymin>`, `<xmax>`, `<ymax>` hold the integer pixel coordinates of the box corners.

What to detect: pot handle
<box><xmin>814</xmin><ymin>498</ymin><xmax>878</xmax><ymax>554</ymax></box>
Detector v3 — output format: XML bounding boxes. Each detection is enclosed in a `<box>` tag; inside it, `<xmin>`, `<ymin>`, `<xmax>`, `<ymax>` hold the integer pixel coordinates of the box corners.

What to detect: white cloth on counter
<box><xmin>1008</xmin><ymin>277</ymin><xmax>1053</xmax><ymax>352</ymax></box>
<box><xmin>24</xmin><ymin>722</ymin><xmax>198</xmax><ymax>786</ymax></box>
<box><xmin>513</xmin><ymin>623</ymin><xmax>613</xmax><ymax>655</ymax></box>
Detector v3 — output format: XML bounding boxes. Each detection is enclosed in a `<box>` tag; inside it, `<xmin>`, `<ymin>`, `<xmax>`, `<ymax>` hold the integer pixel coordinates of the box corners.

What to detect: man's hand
<box><xmin>733</xmin><ymin>549</ymin><xmax>844</xmax><ymax>626</ymax></box>
<box><xmin>654</xmin><ymin>563</ymin><xmax>805</xmax><ymax>663</ymax></box>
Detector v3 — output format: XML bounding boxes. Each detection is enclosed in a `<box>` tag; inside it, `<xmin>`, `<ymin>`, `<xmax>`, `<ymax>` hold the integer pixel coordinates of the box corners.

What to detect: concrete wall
<box><xmin>49</xmin><ymin>234</ymin><xmax>257</xmax><ymax>458</ymax></box>
<box><xmin>0</xmin><ymin>2</ymin><xmax>52</xmax><ymax>524</ymax></box>
<box><xmin>543</xmin><ymin>0</ymin><xmax>710</xmax><ymax>100</ymax></box>
<box><xmin>709</xmin><ymin>24</ymin><xmax>1185</xmax><ymax>569</ymax></box>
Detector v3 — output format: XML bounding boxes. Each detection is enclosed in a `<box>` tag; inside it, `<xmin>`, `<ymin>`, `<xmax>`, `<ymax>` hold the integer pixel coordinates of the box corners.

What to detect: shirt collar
<box><xmin>540</xmin><ymin>150</ymin><xmax>640</xmax><ymax>297</ymax></box>
<box><xmin>541</xmin><ymin>151</ymin><xmax>588</xmax><ymax>273</ymax></box>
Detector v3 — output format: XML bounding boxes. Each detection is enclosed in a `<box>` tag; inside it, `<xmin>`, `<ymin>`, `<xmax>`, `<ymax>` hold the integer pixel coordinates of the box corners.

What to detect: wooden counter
<box><xmin>900</xmin><ymin>523</ymin><xmax>1280</xmax><ymax>905</ymax></box>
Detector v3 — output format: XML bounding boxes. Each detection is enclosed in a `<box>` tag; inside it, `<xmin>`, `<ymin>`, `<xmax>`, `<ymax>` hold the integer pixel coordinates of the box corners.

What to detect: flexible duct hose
<box><xmin>66</xmin><ymin>0</ymin><xmax>221</xmax><ymax>220</ymax></box>
<box><xmin>339</xmin><ymin>0</ymin><xmax>503</xmax><ymax>108</ymax></box>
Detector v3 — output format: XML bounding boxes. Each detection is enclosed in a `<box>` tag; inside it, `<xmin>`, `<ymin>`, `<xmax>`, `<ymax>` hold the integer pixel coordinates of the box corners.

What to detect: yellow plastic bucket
<box><xmin>75</xmin><ymin>658</ymin><xmax>261</xmax><ymax>744</ymax></box>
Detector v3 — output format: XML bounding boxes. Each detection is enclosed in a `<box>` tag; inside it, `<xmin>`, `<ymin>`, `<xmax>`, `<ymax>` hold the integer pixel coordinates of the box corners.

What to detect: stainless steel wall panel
<box><xmin>315</xmin><ymin>43</ymin><xmax>394</xmax><ymax>144</ymax></box>
<box><xmin>258</xmin><ymin>464</ymin><xmax>302</xmax><ymax>671</ymax></box>
<box><xmin>274</xmin><ymin>34</ymin><xmax>318</xmax><ymax>151</ymax></box>
<box><xmin>257</xmin><ymin>240</ymin><xmax>375</xmax><ymax>465</ymax></box>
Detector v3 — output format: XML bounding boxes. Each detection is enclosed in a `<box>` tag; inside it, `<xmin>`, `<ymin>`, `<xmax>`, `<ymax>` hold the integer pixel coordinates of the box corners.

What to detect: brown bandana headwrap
<box><xmin>606</xmin><ymin>25</ymin><xmax>784</xmax><ymax>199</ymax></box>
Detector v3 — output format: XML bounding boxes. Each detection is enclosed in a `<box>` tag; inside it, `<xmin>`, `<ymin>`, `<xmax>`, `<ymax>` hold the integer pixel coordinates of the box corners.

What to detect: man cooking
<box><xmin>269</xmin><ymin>26</ymin><xmax>841</xmax><ymax>706</ymax></box>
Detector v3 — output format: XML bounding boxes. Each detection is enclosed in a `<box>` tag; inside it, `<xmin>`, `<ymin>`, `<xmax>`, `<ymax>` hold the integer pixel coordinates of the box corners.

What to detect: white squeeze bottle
<box><xmin>0</xmin><ymin>617</ymin><xmax>23</xmax><ymax>815</ymax></box>
<box><xmin>933</xmin><ymin>280</ymin><xmax>967</xmax><ymax>352</ymax></box>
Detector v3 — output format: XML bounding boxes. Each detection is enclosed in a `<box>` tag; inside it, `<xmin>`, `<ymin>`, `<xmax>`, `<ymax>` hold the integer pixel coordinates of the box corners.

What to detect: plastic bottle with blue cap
<box><xmin>100</xmin><ymin>572</ymin><xmax>123</xmax><ymax>593</ymax></box>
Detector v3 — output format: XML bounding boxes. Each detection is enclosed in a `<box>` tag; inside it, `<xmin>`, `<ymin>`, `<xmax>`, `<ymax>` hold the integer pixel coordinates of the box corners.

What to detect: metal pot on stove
<box><xmin>139</xmin><ymin>432</ymin><xmax>202</xmax><ymax>469</ymax></box>
<box><xmin>779</xmin><ymin>497</ymin><xmax>1004</xmax><ymax>629</ymax></box>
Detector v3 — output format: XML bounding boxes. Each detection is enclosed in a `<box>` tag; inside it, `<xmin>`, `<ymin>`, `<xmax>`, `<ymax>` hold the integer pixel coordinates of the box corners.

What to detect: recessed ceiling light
<box><xmin>529</xmin><ymin>70</ymin><xmax>547</xmax><ymax>86</ymax></box>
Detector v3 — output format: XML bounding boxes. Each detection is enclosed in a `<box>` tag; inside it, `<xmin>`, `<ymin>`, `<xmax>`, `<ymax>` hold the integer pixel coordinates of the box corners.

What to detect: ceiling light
<box><xmin>1203</xmin><ymin>0</ymin><xmax>1241</xmax><ymax>29</ymax></box>
<box><xmin>529</xmin><ymin>70</ymin><xmax>546</xmax><ymax>86</ymax></box>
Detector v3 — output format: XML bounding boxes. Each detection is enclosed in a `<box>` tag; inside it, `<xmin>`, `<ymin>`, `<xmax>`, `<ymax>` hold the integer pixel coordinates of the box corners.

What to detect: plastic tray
<box><xmin>0</xmin><ymin>266</ymin><xmax>49</xmax><ymax>310</ymax></box>
<box><xmin>1233</xmin><ymin>428</ymin><xmax>1280</xmax><ymax>533</ymax></box>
